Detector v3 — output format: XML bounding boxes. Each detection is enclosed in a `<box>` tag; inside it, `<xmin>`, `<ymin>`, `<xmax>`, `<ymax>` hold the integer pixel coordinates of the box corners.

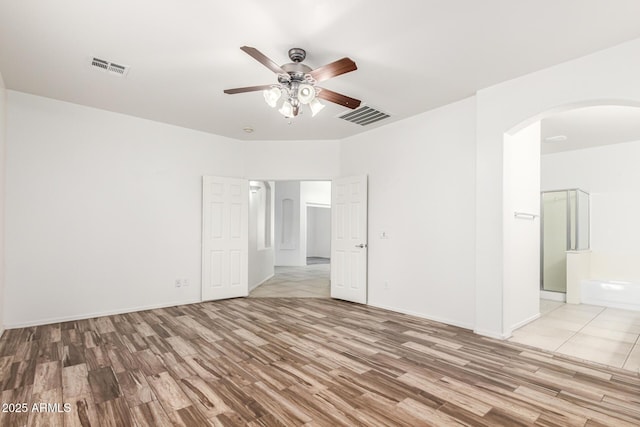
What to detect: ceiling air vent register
<box><xmin>90</xmin><ymin>57</ymin><xmax>129</xmax><ymax>77</ymax></box>
<box><xmin>338</xmin><ymin>105</ymin><xmax>390</xmax><ymax>126</ymax></box>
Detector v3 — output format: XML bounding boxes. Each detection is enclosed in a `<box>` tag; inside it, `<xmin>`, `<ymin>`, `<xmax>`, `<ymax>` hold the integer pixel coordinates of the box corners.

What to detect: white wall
<box><xmin>307</xmin><ymin>207</ymin><xmax>331</xmax><ymax>258</ymax></box>
<box><xmin>5</xmin><ymin>91</ymin><xmax>244</xmax><ymax>327</ymax></box>
<box><xmin>341</xmin><ymin>97</ymin><xmax>477</xmax><ymax>329</ymax></box>
<box><xmin>475</xmin><ymin>37</ymin><xmax>640</xmax><ymax>338</ymax></box>
<box><xmin>244</xmin><ymin>140</ymin><xmax>340</xmax><ymax>180</ymax></box>
<box><xmin>300</xmin><ymin>181</ymin><xmax>331</xmax><ymax>206</ymax></box>
<box><xmin>502</xmin><ymin>122</ymin><xmax>540</xmax><ymax>334</ymax></box>
<box><xmin>248</xmin><ymin>181</ymin><xmax>274</xmax><ymax>289</ymax></box>
<box><xmin>0</xmin><ymin>73</ymin><xmax>6</xmax><ymax>336</ymax></box>
<box><xmin>299</xmin><ymin>181</ymin><xmax>331</xmax><ymax>264</ymax></box>
<box><xmin>542</xmin><ymin>139</ymin><xmax>640</xmax><ymax>282</ymax></box>
<box><xmin>274</xmin><ymin>180</ymin><xmax>331</xmax><ymax>266</ymax></box>
<box><xmin>245</xmin><ymin>138</ymin><xmax>337</xmax><ymax>268</ymax></box>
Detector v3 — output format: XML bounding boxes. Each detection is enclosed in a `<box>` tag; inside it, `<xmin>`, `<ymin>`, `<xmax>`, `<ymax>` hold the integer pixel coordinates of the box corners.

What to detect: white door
<box><xmin>331</xmin><ymin>175</ymin><xmax>368</xmax><ymax>303</ymax></box>
<box><xmin>202</xmin><ymin>176</ymin><xmax>248</xmax><ymax>301</ymax></box>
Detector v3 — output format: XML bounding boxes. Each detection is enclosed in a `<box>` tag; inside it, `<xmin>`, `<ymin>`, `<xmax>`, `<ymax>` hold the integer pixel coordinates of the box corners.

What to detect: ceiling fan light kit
<box><xmin>224</xmin><ymin>46</ymin><xmax>361</xmax><ymax>119</ymax></box>
<box><xmin>309</xmin><ymin>98</ymin><xmax>325</xmax><ymax>117</ymax></box>
<box><xmin>297</xmin><ymin>84</ymin><xmax>315</xmax><ymax>104</ymax></box>
<box><xmin>263</xmin><ymin>87</ymin><xmax>281</xmax><ymax>108</ymax></box>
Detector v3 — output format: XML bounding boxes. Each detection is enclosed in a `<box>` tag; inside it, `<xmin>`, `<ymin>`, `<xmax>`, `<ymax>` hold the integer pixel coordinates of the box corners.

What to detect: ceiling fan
<box><xmin>224</xmin><ymin>46</ymin><xmax>361</xmax><ymax>118</ymax></box>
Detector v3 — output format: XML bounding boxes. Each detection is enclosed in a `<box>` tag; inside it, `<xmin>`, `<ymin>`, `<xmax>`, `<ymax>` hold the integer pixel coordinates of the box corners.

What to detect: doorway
<box><xmin>540</xmin><ymin>189</ymin><xmax>590</xmax><ymax>298</ymax></box>
<box><xmin>505</xmin><ymin>104</ymin><xmax>640</xmax><ymax>369</ymax></box>
<box><xmin>250</xmin><ymin>180</ymin><xmax>332</xmax><ymax>298</ymax></box>
<box><xmin>204</xmin><ymin>175</ymin><xmax>368</xmax><ymax>303</ymax></box>
<box><xmin>503</xmin><ymin>103</ymin><xmax>640</xmax><ymax>334</ymax></box>
<box><xmin>306</xmin><ymin>205</ymin><xmax>331</xmax><ymax>266</ymax></box>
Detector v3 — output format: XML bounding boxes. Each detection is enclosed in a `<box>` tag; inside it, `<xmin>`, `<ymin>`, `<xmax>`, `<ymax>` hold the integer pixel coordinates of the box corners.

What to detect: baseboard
<box><xmin>249</xmin><ymin>274</ymin><xmax>275</xmax><ymax>292</ymax></box>
<box><xmin>473</xmin><ymin>328</ymin><xmax>511</xmax><ymax>340</ymax></box>
<box><xmin>540</xmin><ymin>290</ymin><xmax>566</xmax><ymax>302</ymax></box>
<box><xmin>509</xmin><ymin>312</ymin><xmax>541</xmax><ymax>333</ymax></box>
<box><xmin>473</xmin><ymin>312</ymin><xmax>541</xmax><ymax>340</ymax></box>
<box><xmin>4</xmin><ymin>297</ymin><xmax>203</xmax><ymax>329</ymax></box>
<box><xmin>368</xmin><ymin>302</ymin><xmax>474</xmax><ymax>331</ymax></box>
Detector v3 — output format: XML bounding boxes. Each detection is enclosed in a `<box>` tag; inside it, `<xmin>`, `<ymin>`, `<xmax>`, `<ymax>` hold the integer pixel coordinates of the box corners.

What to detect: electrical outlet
<box><xmin>183</xmin><ymin>279</ymin><xmax>189</xmax><ymax>287</ymax></box>
<box><xmin>175</xmin><ymin>279</ymin><xmax>182</xmax><ymax>288</ymax></box>
<box><xmin>383</xmin><ymin>281</ymin><xmax>389</xmax><ymax>290</ymax></box>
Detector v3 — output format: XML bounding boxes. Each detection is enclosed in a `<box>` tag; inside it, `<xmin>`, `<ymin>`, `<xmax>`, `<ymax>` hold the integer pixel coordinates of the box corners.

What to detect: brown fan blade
<box><xmin>240</xmin><ymin>46</ymin><xmax>287</xmax><ymax>74</ymax></box>
<box><xmin>316</xmin><ymin>88</ymin><xmax>361</xmax><ymax>109</ymax></box>
<box><xmin>309</xmin><ymin>57</ymin><xmax>357</xmax><ymax>83</ymax></box>
<box><xmin>224</xmin><ymin>85</ymin><xmax>273</xmax><ymax>94</ymax></box>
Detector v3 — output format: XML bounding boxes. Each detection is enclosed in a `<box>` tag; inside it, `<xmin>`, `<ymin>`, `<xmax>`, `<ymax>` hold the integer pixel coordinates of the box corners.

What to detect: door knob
<box><xmin>355</xmin><ymin>244</ymin><xmax>367</xmax><ymax>248</ymax></box>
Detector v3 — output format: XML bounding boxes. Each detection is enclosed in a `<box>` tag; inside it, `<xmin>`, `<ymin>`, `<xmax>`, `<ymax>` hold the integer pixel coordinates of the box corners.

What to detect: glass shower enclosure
<box><xmin>541</xmin><ymin>189</ymin><xmax>590</xmax><ymax>293</ymax></box>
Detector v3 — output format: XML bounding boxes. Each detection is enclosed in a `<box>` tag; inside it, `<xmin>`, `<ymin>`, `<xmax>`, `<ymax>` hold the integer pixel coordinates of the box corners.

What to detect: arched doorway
<box><xmin>502</xmin><ymin>102</ymin><xmax>640</xmax><ymax>369</ymax></box>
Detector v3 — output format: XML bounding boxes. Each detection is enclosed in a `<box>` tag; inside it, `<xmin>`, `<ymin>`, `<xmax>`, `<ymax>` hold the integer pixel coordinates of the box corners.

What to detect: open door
<box><xmin>202</xmin><ymin>176</ymin><xmax>248</xmax><ymax>301</ymax></box>
<box><xmin>331</xmin><ymin>175</ymin><xmax>368</xmax><ymax>303</ymax></box>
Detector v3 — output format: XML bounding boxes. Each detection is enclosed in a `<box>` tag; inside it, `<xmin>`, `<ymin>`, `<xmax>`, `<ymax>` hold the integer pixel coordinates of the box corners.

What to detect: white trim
<box><xmin>368</xmin><ymin>302</ymin><xmax>474</xmax><ymax>331</ymax></box>
<box><xmin>0</xmin><ymin>327</ymin><xmax>5</xmax><ymax>339</ymax></box>
<box><xmin>476</xmin><ymin>312</ymin><xmax>541</xmax><ymax>340</ymax></box>
<box><xmin>540</xmin><ymin>290</ymin><xmax>566</xmax><ymax>302</ymax></box>
<box><xmin>249</xmin><ymin>273</ymin><xmax>275</xmax><ymax>292</ymax></box>
<box><xmin>473</xmin><ymin>328</ymin><xmax>511</xmax><ymax>340</ymax></box>
<box><xmin>508</xmin><ymin>313</ymin><xmax>541</xmax><ymax>333</ymax></box>
<box><xmin>4</xmin><ymin>298</ymin><xmax>202</xmax><ymax>329</ymax></box>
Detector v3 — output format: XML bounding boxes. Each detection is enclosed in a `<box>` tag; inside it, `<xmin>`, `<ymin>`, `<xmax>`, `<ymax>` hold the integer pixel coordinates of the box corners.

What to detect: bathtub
<box><xmin>581</xmin><ymin>279</ymin><xmax>640</xmax><ymax>311</ymax></box>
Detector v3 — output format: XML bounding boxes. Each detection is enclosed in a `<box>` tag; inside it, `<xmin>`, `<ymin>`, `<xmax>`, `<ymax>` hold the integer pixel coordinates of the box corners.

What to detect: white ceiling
<box><xmin>2</xmin><ymin>0</ymin><xmax>640</xmax><ymax>141</ymax></box>
<box><xmin>541</xmin><ymin>105</ymin><xmax>640</xmax><ymax>154</ymax></box>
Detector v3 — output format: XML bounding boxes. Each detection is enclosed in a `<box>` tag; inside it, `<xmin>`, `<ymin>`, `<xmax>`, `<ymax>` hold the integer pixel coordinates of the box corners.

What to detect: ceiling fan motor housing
<box><xmin>278</xmin><ymin>62</ymin><xmax>313</xmax><ymax>84</ymax></box>
<box><xmin>288</xmin><ymin>47</ymin><xmax>306</xmax><ymax>62</ymax></box>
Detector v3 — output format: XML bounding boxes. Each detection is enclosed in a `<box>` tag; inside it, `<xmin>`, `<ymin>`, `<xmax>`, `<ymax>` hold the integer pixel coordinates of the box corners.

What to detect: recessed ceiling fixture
<box><xmin>90</xmin><ymin>57</ymin><xmax>130</xmax><ymax>77</ymax></box>
<box><xmin>243</xmin><ymin>127</ymin><xmax>254</xmax><ymax>133</ymax></box>
<box><xmin>544</xmin><ymin>135</ymin><xmax>568</xmax><ymax>143</ymax></box>
<box><xmin>224</xmin><ymin>46</ymin><xmax>361</xmax><ymax>119</ymax></box>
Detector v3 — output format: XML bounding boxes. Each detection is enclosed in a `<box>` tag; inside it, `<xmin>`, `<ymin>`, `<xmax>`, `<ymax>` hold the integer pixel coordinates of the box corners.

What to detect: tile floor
<box><xmin>510</xmin><ymin>299</ymin><xmax>640</xmax><ymax>372</ymax></box>
<box><xmin>249</xmin><ymin>263</ymin><xmax>330</xmax><ymax>298</ymax></box>
<box><xmin>252</xmin><ymin>268</ymin><xmax>640</xmax><ymax>373</ymax></box>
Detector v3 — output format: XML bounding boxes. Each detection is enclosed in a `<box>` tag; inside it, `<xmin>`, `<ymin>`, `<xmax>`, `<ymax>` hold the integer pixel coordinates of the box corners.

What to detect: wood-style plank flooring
<box><xmin>0</xmin><ymin>297</ymin><xmax>638</xmax><ymax>426</ymax></box>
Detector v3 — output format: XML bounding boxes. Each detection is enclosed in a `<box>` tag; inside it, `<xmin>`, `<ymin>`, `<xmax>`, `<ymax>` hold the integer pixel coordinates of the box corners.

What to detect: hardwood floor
<box><xmin>0</xmin><ymin>297</ymin><xmax>638</xmax><ymax>426</ymax></box>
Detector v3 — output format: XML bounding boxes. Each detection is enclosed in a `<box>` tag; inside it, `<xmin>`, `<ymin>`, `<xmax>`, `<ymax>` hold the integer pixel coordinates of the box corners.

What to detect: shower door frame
<box><xmin>539</xmin><ymin>188</ymin><xmax>590</xmax><ymax>292</ymax></box>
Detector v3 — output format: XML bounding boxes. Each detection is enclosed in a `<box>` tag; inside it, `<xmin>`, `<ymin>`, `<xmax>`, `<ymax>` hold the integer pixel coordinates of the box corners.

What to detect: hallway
<box><xmin>250</xmin><ymin>261</ymin><xmax>330</xmax><ymax>298</ymax></box>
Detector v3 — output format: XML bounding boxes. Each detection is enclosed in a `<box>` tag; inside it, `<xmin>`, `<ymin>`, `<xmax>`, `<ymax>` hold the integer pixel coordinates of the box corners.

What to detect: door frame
<box><xmin>246</xmin><ymin>177</ymin><xmax>368</xmax><ymax>300</ymax></box>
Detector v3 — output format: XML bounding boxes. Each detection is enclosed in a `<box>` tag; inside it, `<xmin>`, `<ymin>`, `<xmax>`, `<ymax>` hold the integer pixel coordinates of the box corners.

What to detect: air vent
<box><xmin>338</xmin><ymin>105</ymin><xmax>390</xmax><ymax>126</ymax></box>
<box><xmin>90</xmin><ymin>57</ymin><xmax>129</xmax><ymax>77</ymax></box>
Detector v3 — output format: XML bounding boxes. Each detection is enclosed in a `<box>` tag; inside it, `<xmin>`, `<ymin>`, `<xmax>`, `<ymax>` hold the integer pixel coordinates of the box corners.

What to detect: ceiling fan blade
<box><xmin>317</xmin><ymin>88</ymin><xmax>361</xmax><ymax>109</ymax></box>
<box><xmin>309</xmin><ymin>57</ymin><xmax>357</xmax><ymax>83</ymax></box>
<box><xmin>240</xmin><ymin>46</ymin><xmax>287</xmax><ymax>74</ymax></box>
<box><xmin>224</xmin><ymin>85</ymin><xmax>273</xmax><ymax>94</ymax></box>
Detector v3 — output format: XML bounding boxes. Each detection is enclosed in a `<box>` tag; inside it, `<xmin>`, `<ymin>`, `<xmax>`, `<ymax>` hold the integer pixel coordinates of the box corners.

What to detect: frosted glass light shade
<box><xmin>279</xmin><ymin>101</ymin><xmax>294</xmax><ymax>117</ymax></box>
<box><xmin>309</xmin><ymin>98</ymin><xmax>325</xmax><ymax>117</ymax></box>
<box><xmin>298</xmin><ymin>84</ymin><xmax>315</xmax><ymax>104</ymax></box>
<box><xmin>263</xmin><ymin>87</ymin><xmax>281</xmax><ymax>108</ymax></box>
